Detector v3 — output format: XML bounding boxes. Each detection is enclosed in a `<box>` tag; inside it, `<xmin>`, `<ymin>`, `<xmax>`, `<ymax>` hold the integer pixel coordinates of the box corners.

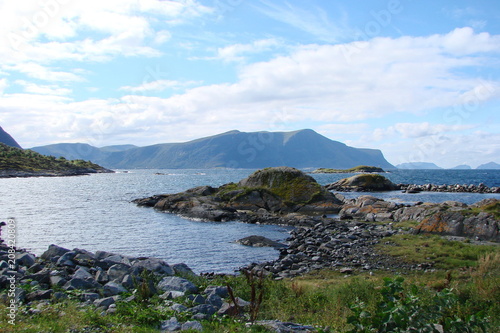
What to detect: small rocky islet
<box><xmin>1</xmin><ymin>167</ymin><xmax>499</xmax><ymax>332</ymax></box>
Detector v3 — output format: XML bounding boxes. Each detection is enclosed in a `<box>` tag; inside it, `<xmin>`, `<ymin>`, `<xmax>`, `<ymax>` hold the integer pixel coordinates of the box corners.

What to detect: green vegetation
<box><xmin>2</xmin><ymin>250</ymin><xmax>499</xmax><ymax>332</ymax></box>
<box><xmin>462</xmin><ymin>200</ymin><xmax>500</xmax><ymax>219</ymax></box>
<box><xmin>377</xmin><ymin>233</ymin><xmax>500</xmax><ymax>270</ymax></box>
<box><xmin>312</xmin><ymin>166</ymin><xmax>385</xmax><ymax>173</ymax></box>
<box><xmin>0</xmin><ymin>143</ymin><xmax>108</xmax><ymax>174</ymax></box>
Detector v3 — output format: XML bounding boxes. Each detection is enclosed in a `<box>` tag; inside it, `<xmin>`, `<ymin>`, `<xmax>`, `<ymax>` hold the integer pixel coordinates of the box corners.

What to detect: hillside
<box><xmin>477</xmin><ymin>162</ymin><xmax>500</xmax><ymax>170</ymax></box>
<box><xmin>0</xmin><ymin>143</ymin><xmax>112</xmax><ymax>177</ymax></box>
<box><xmin>32</xmin><ymin>129</ymin><xmax>395</xmax><ymax>169</ymax></box>
<box><xmin>0</xmin><ymin>126</ymin><xmax>22</xmax><ymax>148</ymax></box>
<box><xmin>396</xmin><ymin>162</ymin><xmax>442</xmax><ymax>169</ymax></box>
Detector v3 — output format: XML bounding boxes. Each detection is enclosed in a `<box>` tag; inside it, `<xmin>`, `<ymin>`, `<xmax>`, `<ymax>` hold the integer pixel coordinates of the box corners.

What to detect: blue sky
<box><xmin>0</xmin><ymin>0</ymin><xmax>499</xmax><ymax>168</ymax></box>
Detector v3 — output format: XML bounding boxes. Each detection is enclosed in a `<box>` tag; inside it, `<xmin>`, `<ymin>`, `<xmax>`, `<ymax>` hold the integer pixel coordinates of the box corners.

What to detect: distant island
<box><xmin>0</xmin><ymin>143</ymin><xmax>113</xmax><ymax>178</ymax></box>
<box><xmin>311</xmin><ymin>165</ymin><xmax>385</xmax><ymax>173</ymax></box>
<box><xmin>31</xmin><ymin>129</ymin><xmax>396</xmax><ymax>170</ymax></box>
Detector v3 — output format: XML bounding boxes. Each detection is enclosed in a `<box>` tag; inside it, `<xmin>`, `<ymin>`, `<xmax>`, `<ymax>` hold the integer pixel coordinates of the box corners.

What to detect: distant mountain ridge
<box><xmin>0</xmin><ymin>126</ymin><xmax>22</xmax><ymax>149</ymax></box>
<box><xmin>396</xmin><ymin>162</ymin><xmax>442</xmax><ymax>170</ymax></box>
<box><xmin>31</xmin><ymin>129</ymin><xmax>396</xmax><ymax>170</ymax></box>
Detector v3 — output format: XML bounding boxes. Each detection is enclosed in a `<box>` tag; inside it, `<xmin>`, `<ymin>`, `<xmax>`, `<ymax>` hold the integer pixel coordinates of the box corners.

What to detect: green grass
<box><xmin>377</xmin><ymin>233</ymin><xmax>500</xmax><ymax>270</ymax></box>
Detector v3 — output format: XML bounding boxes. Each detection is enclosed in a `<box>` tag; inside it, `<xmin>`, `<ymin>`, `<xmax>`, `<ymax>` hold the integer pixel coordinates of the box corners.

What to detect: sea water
<box><xmin>0</xmin><ymin>169</ymin><xmax>498</xmax><ymax>273</ymax></box>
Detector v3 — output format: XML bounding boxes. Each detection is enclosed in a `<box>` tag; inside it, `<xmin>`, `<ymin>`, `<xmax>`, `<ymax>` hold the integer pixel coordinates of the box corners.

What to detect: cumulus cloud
<box><xmin>0</xmin><ymin>0</ymin><xmax>212</xmax><ymax>65</ymax></box>
<box><xmin>2</xmin><ymin>28</ymin><xmax>500</xmax><ymax>151</ymax></box>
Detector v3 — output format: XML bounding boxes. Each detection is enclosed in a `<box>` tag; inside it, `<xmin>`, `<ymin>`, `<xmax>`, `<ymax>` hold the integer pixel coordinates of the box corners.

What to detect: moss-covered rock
<box><xmin>238</xmin><ymin>167</ymin><xmax>330</xmax><ymax>205</ymax></box>
<box><xmin>326</xmin><ymin>174</ymin><xmax>399</xmax><ymax>192</ymax></box>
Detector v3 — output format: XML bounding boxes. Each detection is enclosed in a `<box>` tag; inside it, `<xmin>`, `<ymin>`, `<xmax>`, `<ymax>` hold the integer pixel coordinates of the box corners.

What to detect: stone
<box><xmin>73</xmin><ymin>267</ymin><xmax>93</xmax><ymax>280</ymax></box>
<box><xmin>26</xmin><ymin>289</ymin><xmax>53</xmax><ymax>302</ymax></box>
<box><xmin>16</xmin><ymin>253</ymin><xmax>36</xmax><ymax>267</ymax></box>
<box><xmin>107</xmin><ymin>263</ymin><xmax>131</xmax><ymax>282</ymax></box>
<box><xmin>217</xmin><ymin>298</ymin><xmax>250</xmax><ymax>316</ymax></box>
<box><xmin>157</xmin><ymin>276</ymin><xmax>198</xmax><ymax>294</ymax></box>
<box><xmin>133</xmin><ymin>257</ymin><xmax>174</xmax><ymax>275</ymax></box>
<box><xmin>188</xmin><ymin>304</ymin><xmax>218</xmax><ymax>316</ymax></box>
<box><xmin>181</xmin><ymin>321</ymin><xmax>203</xmax><ymax>331</ymax></box>
<box><xmin>94</xmin><ymin>296</ymin><xmax>115</xmax><ymax>309</ymax></box>
<box><xmin>63</xmin><ymin>277</ymin><xmax>100</xmax><ymax>291</ymax></box>
<box><xmin>187</xmin><ymin>294</ymin><xmax>205</xmax><ymax>305</ymax></box>
<box><xmin>52</xmin><ymin>291</ymin><xmax>68</xmax><ymax>302</ymax></box>
<box><xmin>170</xmin><ymin>303</ymin><xmax>188</xmax><ymax>313</ymax></box>
<box><xmin>253</xmin><ymin>320</ymin><xmax>317</xmax><ymax>333</ymax></box>
<box><xmin>40</xmin><ymin>244</ymin><xmax>70</xmax><ymax>261</ymax></box>
<box><xmin>327</xmin><ymin>174</ymin><xmax>399</xmax><ymax>192</ymax></box>
<box><xmin>236</xmin><ymin>235</ymin><xmax>286</xmax><ymax>248</ymax></box>
<box><xmin>103</xmin><ymin>281</ymin><xmax>128</xmax><ymax>296</ymax></box>
<box><xmin>160</xmin><ymin>317</ymin><xmax>181</xmax><ymax>332</ymax></box>
<box><xmin>161</xmin><ymin>291</ymin><xmax>185</xmax><ymax>300</ymax></box>
<box><xmin>203</xmin><ymin>285</ymin><xmax>229</xmax><ymax>298</ymax></box>
<box><xmin>103</xmin><ymin>254</ymin><xmax>131</xmax><ymax>266</ymax></box>
<box><xmin>95</xmin><ymin>270</ymin><xmax>109</xmax><ymax>284</ymax></box>
<box><xmin>205</xmin><ymin>293</ymin><xmax>223</xmax><ymax>308</ymax></box>
<box><xmin>49</xmin><ymin>275</ymin><xmax>67</xmax><ymax>287</ymax></box>
<box><xmin>82</xmin><ymin>292</ymin><xmax>100</xmax><ymax>302</ymax></box>
<box><xmin>171</xmin><ymin>263</ymin><xmax>195</xmax><ymax>276</ymax></box>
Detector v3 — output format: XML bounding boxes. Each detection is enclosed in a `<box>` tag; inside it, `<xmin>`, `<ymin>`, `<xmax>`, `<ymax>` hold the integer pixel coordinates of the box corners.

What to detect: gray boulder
<box><xmin>103</xmin><ymin>281</ymin><xmax>128</xmax><ymax>296</ymax></box>
<box><xmin>63</xmin><ymin>277</ymin><xmax>100</xmax><ymax>291</ymax></box>
<box><xmin>160</xmin><ymin>317</ymin><xmax>181</xmax><ymax>332</ymax></box>
<box><xmin>17</xmin><ymin>253</ymin><xmax>36</xmax><ymax>267</ymax></box>
<box><xmin>94</xmin><ymin>296</ymin><xmax>115</xmax><ymax>309</ymax></box>
<box><xmin>181</xmin><ymin>321</ymin><xmax>203</xmax><ymax>331</ymax></box>
<box><xmin>157</xmin><ymin>276</ymin><xmax>198</xmax><ymax>294</ymax></box>
<box><xmin>133</xmin><ymin>257</ymin><xmax>174</xmax><ymax>275</ymax></box>
<box><xmin>73</xmin><ymin>267</ymin><xmax>93</xmax><ymax>280</ymax></box>
<box><xmin>107</xmin><ymin>264</ymin><xmax>131</xmax><ymax>282</ymax></box>
<box><xmin>40</xmin><ymin>244</ymin><xmax>70</xmax><ymax>261</ymax></box>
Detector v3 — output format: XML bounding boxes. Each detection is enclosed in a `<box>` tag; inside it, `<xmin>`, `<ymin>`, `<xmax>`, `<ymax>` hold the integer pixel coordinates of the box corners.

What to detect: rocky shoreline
<box><xmin>0</xmin><ymin>168</ymin><xmax>114</xmax><ymax>178</ymax></box>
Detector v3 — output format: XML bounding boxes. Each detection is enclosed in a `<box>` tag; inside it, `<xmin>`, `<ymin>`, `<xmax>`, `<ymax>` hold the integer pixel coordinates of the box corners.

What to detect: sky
<box><xmin>0</xmin><ymin>0</ymin><xmax>499</xmax><ymax>168</ymax></box>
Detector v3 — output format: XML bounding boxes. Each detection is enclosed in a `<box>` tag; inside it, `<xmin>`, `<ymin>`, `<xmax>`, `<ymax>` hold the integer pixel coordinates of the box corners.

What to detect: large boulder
<box><xmin>238</xmin><ymin>167</ymin><xmax>329</xmax><ymax>204</ymax></box>
<box><xmin>326</xmin><ymin>174</ymin><xmax>399</xmax><ymax>192</ymax></box>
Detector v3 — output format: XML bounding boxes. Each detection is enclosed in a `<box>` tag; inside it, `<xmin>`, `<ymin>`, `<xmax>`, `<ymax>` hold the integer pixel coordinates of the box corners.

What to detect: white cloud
<box><xmin>15</xmin><ymin>80</ymin><xmax>72</xmax><ymax>96</ymax></box>
<box><xmin>216</xmin><ymin>38</ymin><xmax>282</xmax><ymax>62</ymax></box>
<box><xmin>119</xmin><ymin>79</ymin><xmax>200</xmax><ymax>92</ymax></box>
<box><xmin>2</xmin><ymin>28</ymin><xmax>500</xmax><ymax>154</ymax></box>
<box><xmin>6</xmin><ymin>63</ymin><xmax>83</xmax><ymax>82</ymax></box>
<box><xmin>373</xmin><ymin>122</ymin><xmax>476</xmax><ymax>140</ymax></box>
<box><xmin>0</xmin><ymin>0</ymin><xmax>212</xmax><ymax>66</ymax></box>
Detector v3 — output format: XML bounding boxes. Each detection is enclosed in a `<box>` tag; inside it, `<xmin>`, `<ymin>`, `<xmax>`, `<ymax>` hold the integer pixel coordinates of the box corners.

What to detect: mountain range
<box><xmin>31</xmin><ymin>129</ymin><xmax>396</xmax><ymax>170</ymax></box>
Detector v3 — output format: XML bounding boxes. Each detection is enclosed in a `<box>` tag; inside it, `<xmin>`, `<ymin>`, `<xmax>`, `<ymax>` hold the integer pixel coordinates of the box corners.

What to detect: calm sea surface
<box><xmin>1</xmin><ymin>169</ymin><xmax>499</xmax><ymax>273</ymax></box>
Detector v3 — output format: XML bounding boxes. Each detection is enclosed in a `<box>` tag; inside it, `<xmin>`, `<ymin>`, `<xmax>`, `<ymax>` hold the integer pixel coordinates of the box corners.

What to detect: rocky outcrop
<box><xmin>338</xmin><ymin>196</ymin><xmax>499</xmax><ymax>242</ymax></box>
<box><xmin>134</xmin><ymin>167</ymin><xmax>343</xmax><ymax>224</ymax></box>
<box><xmin>326</xmin><ymin>174</ymin><xmax>399</xmax><ymax>192</ymax></box>
<box><xmin>235</xmin><ymin>235</ymin><xmax>286</xmax><ymax>248</ymax></box>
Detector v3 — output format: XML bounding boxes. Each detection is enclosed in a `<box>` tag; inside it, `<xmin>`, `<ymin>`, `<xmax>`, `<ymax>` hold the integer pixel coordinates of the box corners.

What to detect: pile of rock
<box><xmin>243</xmin><ymin>218</ymin><xmax>419</xmax><ymax>278</ymax></box>
<box><xmin>399</xmin><ymin>183</ymin><xmax>499</xmax><ymax>194</ymax></box>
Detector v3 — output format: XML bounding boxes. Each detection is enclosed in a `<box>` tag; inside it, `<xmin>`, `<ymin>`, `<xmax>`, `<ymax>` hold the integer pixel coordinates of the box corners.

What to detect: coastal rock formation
<box><xmin>338</xmin><ymin>196</ymin><xmax>499</xmax><ymax>242</ymax></box>
<box><xmin>235</xmin><ymin>235</ymin><xmax>286</xmax><ymax>248</ymax></box>
<box><xmin>326</xmin><ymin>174</ymin><xmax>399</xmax><ymax>192</ymax></box>
<box><xmin>399</xmin><ymin>183</ymin><xmax>499</xmax><ymax>194</ymax></box>
<box><xmin>134</xmin><ymin>167</ymin><xmax>343</xmax><ymax>224</ymax></box>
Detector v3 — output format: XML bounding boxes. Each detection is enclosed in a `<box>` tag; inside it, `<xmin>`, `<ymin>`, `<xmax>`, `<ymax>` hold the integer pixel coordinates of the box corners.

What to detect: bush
<box><xmin>347</xmin><ymin>277</ymin><xmax>489</xmax><ymax>333</ymax></box>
